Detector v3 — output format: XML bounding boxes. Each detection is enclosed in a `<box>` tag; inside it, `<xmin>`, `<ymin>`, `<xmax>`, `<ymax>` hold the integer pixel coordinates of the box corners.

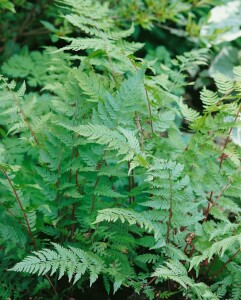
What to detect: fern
<box><xmin>190</xmin><ymin>233</ymin><xmax>241</xmax><ymax>270</ymax></box>
<box><xmin>94</xmin><ymin>208</ymin><xmax>157</xmax><ymax>236</ymax></box>
<box><xmin>1</xmin><ymin>0</ymin><xmax>241</xmax><ymax>299</ymax></box>
<box><xmin>153</xmin><ymin>260</ymin><xmax>218</xmax><ymax>300</ymax></box>
<box><xmin>200</xmin><ymin>88</ymin><xmax>220</xmax><ymax>109</ymax></box>
<box><xmin>213</xmin><ymin>72</ymin><xmax>234</xmax><ymax>94</ymax></box>
<box><xmin>10</xmin><ymin>243</ymin><xmax>104</xmax><ymax>285</ymax></box>
<box><xmin>179</xmin><ymin>101</ymin><xmax>201</xmax><ymax>122</ymax></box>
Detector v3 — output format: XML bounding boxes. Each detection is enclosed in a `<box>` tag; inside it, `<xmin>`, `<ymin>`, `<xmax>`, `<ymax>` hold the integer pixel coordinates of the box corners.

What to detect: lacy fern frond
<box><xmin>190</xmin><ymin>233</ymin><xmax>241</xmax><ymax>269</ymax></box>
<box><xmin>179</xmin><ymin>101</ymin><xmax>200</xmax><ymax>122</ymax></box>
<box><xmin>200</xmin><ymin>87</ymin><xmax>220</xmax><ymax>108</ymax></box>
<box><xmin>10</xmin><ymin>243</ymin><xmax>105</xmax><ymax>285</ymax></box>
<box><xmin>94</xmin><ymin>208</ymin><xmax>157</xmax><ymax>236</ymax></box>
<box><xmin>213</xmin><ymin>72</ymin><xmax>234</xmax><ymax>95</ymax></box>
<box><xmin>153</xmin><ymin>260</ymin><xmax>218</xmax><ymax>300</ymax></box>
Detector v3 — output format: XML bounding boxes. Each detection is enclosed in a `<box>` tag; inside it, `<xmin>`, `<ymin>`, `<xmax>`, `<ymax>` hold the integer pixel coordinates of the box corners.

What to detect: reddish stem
<box><xmin>203</xmin><ymin>191</ymin><xmax>214</xmax><ymax>222</ymax></box>
<box><xmin>209</xmin><ymin>249</ymin><xmax>240</xmax><ymax>280</ymax></box>
<box><xmin>141</xmin><ymin>276</ymin><xmax>157</xmax><ymax>288</ymax></box>
<box><xmin>0</xmin><ymin>168</ymin><xmax>58</xmax><ymax>295</ymax></box>
<box><xmin>0</xmin><ymin>166</ymin><xmax>37</xmax><ymax>249</ymax></box>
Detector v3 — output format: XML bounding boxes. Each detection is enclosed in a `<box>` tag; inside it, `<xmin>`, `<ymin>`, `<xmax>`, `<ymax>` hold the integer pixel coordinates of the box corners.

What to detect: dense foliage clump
<box><xmin>0</xmin><ymin>0</ymin><xmax>241</xmax><ymax>299</ymax></box>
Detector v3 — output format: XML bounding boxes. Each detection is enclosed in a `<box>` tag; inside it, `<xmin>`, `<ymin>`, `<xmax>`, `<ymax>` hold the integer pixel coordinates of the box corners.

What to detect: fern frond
<box><xmin>153</xmin><ymin>260</ymin><xmax>218</xmax><ymax>299</ymax></box>
<box><xmin>190</xmin><ymin>233</ymin><xmax>241</xmax><ymax>269</ymax></box>
<box><xmin>10</xmin><ymin>243</ymin><xmax>104</xmax><ymax>285</ymax></box>
<box><xmin>153</xmin><ymin>260</ymin><xmax>193</xmax><ymax>289</ymax></box>
<box><xmin>179</xmin><ymin>102</ymin><xmax>200</xmax><ymax>122</ymax></box>
<box><xmin>233</xmin><ymin>66</ymin><xmax>241</xmax><ymax>81</ymax></box>
<box><xmin>200</xmin><ymin>87</ymin><xmax>220</xmax><ymax>108</ymax></box>
<box><xmin>173</xmin><ymin>48</ymin><xmax>209</xmax><ymax>71</ymax></box>
<box><xmin>93</xmin><ymin>67</ymin><xmax>146</xmax><ymax>128</ymax></box>
<box><xmin>136</xmin><ymin>254</ymin><xmax>160</xmax><ymax>264</ymax></box>
<box><xmin>94</xmin><ymin>208</ymin><xmax>157</xmax><ymax>236</ymax></box>
<box><xmin>213</xmin><ymin>72</ymin><xmax>233</xmax><ymax>94</ymax></box>
<box><xmin>58</xmin><ymin>122</ymin><xmax>143</xmax><ymax>162</ymax></box>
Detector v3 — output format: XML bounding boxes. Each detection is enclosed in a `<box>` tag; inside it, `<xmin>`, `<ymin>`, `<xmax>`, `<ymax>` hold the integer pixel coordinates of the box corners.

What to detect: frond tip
<box><xmin>179</xmin><ymin>102</ymin><xmax>200</xmax><ymax>122</ymax></box>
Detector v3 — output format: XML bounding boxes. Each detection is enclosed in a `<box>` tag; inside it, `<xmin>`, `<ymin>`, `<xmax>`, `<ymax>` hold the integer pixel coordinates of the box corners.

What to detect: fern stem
<box><xmin>4</xmin><ymin>79</ymin><xmax>39</xmax><ymax>145</ymax></box>
<box><xmin>145</xmin><ymin>86</ymin><xmax>154</xmax><ymax>137</ymax></box>
<box><xmin>45</xmin><ymin>274</ymin><xmax>58</xmax><ymax>295</ymax></box>
<box><xmin>0</xmin><ymin>166</ymin><xmax>37</xmax><ymax>249</ymax></box>
<box><xmin>0</xmin><ymin>169</ymin><xmax>58</xmax><ymax>295</ymax></box>
<box><xmin>203</xmin><ymin>103</ymin><xmax>240</xmax><ymax>222</ymax></box>
<box><xmin>71</xmin><ymin>204</ymin><xmax>76</xmax><ymax>239</ymax></box>
<box><xmin>131</xmin><ymin>169</ymin><xmax>135</xmax><ymax>203</ymax></box>
<box><xmin>203</xmin><ymin>255</ymin><xmax>218</xmax><ymax>278</ymax></box>
<box><xmin>188</xmin><ymin>132</ymin><xmax>214</xmax><ymax>172</ymax></box>
<box><xmin>69</xmin><ymin>147</ymin><xmax>75</xmax><ymax>182</ymax></box>
<box><xmin>90</xmin><ymin>162</ymin><xmax>103</xmax><ymax>214</ymax></box>
<box><xmin>203</xmin><ymin>191</ymin><xmax>214</xmax><ymax>222</ymax></box>
<box><xmin>128</xmin><ymin>162</ymin><xmax>135</xmax><ymax>204</ymax></box>
<box><xmin>90</xmin><ymin>177</ymin><xmax>99</xmax><ymax>214</ymax></box>
<box><xmin>166</xmin><ymin>171</ymin><xmax>173</xmax><ymax>244</ymax></box>
<box><xmin>209</xmin><ymin>248</ymin><xmax>241</xmax><ymax>280</ymax></box>
<box><xmin>55</xmin><ymin>164</ymin><xmax>61</xmax><ymax>216</ymax></box>
<box><xmin>70</xmin><ymin>146</ymin><xmax>79</xmax><ymax>239</ymax></box>
<box><xmin>104</xmin><ymin>160</ymin><xmax>117</xmax><ymax>202</ymax></box>
<box><xmin>219</xmin><ymin>105</ymin><xmax>241</xmax><ymax>171</ymax></box>
<box><xmin>107</xmin><ymin>53</ymin><xmax>117</xmax><ymax>83</ymax></box>
<box><xmin>188</xmin><ymin>142</ymin><xmax>205</xmax><ymax>172</ymax></box>
<box><xmin>141</xmin><ymin>276</ymin><xmax>157</xmax><ymax>287</ymax></box>
<box><xmin>135</xmin><ymin>112</ymin><xmax>144</xmax><ymax>151</ymax></box>
<box><xmin>70</xmin><ymin>105</ymin><xmax>79</xmax><ymax>237</ymax></box>
<box><xmin>203</xmin><ymin>157</ymin><xmax>240</xmax><ymax>224</ymax></box>
<box><xmin>128</xmin><ymin>163</ymin><xmax>131</xmax><ymax>203</ymax></box>
<box><xmin>215</xmin><ymin>166</ymin><xmax>241</xmax><ymax>203</ymax></box>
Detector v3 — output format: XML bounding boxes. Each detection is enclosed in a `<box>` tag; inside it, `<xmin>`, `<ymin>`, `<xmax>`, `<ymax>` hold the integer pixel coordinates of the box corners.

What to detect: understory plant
<box><xmin>0</xmin><ymin>0</ymin><xmax>241</xmax><ymax>299</ymax></box>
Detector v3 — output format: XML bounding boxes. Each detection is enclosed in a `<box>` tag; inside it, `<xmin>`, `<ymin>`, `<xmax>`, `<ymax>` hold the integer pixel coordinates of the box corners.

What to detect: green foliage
<box><xmin>0</xmin><ymin>0</ymin><xmax>241</xmax><ymax>299</ymax></box>
<box><xmin>0</xmin><ymin>0</ymin><xmax>15</xmax><ymax>12</ymax></box>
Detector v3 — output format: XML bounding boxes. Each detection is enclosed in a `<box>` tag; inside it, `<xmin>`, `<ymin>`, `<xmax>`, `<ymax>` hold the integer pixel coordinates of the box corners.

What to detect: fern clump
<box><xmin>0</xmin><ymin>0</ymin><xmax>241</xmax><ymax>299</ymax></box>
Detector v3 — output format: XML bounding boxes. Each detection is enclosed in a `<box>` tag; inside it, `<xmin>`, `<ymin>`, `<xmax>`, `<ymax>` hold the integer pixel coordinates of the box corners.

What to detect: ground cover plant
<box><xmin>0</xmin><ymin>0</ymin><xmax>241</xmax><ymax>299</ymax></box>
